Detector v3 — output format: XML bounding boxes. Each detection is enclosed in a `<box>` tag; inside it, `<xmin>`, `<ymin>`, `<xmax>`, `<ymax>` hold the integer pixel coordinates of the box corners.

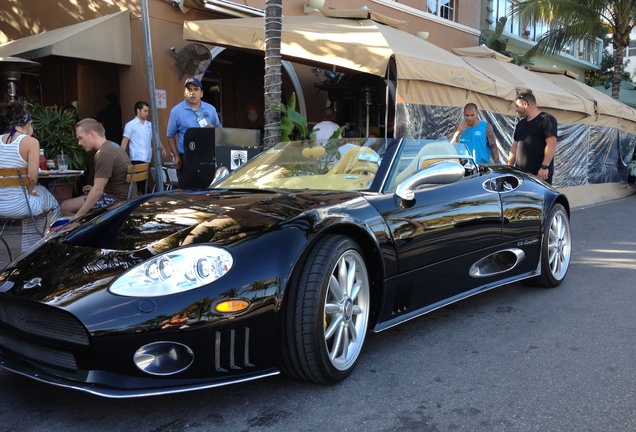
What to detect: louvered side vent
<box><xmin>214</xmin><ymin>327</ymin><xmax>255</xmax><ymax>372</ymax></box>
<box><xmin>392</xmin><ymin>282</ymin><xmax>413</xmax><ymax>315</ymax></box>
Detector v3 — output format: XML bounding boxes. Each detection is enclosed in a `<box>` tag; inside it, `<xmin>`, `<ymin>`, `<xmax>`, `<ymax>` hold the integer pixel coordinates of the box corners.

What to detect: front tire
<box><xmin>280</xmin><ymin>235</ymin><xmax>370</xmax><ymax>383</ymax></box>
<box><xmin>529</xmin><ymin>203</ymin><xmax>571</xmax><ymax>287</ymax></box>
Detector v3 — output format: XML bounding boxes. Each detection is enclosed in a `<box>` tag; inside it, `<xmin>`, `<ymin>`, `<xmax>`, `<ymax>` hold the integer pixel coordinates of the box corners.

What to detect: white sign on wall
<box><xmin>155</xmin><ymin>89</ymin><xmax>167</xmax><ymax>109</ymax></box>
<box><xmin>231</xmin><ymin>150</ymin><xmax>248</xmax><ymax>170</ymax></box>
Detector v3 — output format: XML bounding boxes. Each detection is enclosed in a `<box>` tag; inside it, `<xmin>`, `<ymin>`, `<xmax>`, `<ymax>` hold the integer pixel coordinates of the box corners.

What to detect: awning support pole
<box><xmin>141</xmin><ymin>0</ymin><xmax>165</xmax><ymax>192</ymax></box>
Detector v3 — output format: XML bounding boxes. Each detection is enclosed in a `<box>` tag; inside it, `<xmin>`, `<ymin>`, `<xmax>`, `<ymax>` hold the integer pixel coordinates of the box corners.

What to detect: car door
<box><xmin>368</xmin><ymin>171</ymin><xmax>503</xmax><ymax>316</ymax></box>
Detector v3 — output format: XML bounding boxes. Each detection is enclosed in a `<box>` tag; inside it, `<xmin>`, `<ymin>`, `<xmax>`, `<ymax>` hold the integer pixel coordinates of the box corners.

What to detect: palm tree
<box><xmin>483</xmin><ymin>17</ymin><xmax>534</xmax><ymax>66</ymax></box>
<box><xmin>511</xmin><ymin>0</ymin><xmax>636</xmax><ymax>100</ymax></box>
<box><xmin>264</xmin><ymin>0</ymin><xmax>283</xmax><ymax>149</ymax></box>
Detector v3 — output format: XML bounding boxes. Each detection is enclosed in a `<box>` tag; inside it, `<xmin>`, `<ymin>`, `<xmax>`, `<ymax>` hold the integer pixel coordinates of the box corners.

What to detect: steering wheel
<box><xmin>346</xmin><ymin>164</ymin><xmax>378</xmax><ymax>175</ymax></box>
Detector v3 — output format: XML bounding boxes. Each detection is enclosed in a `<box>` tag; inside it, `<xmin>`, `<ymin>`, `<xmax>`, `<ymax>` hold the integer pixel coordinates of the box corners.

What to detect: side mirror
<box><xmin>210</xmin><ymin>166</ymin><xmax>230</xmax><ymax>186</ymax></box>
<box><xmin>395</xmin><ymin>160</ymin><xmax>465</xmax><ymax>201</ymax></box>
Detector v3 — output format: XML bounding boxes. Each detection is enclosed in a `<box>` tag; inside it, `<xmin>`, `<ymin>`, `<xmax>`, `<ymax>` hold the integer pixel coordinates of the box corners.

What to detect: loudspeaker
<box><xmin>215</xmin><ymin>128</ymin><xmax>262</xmax><ymax>171</ymax></box>
<box><xmin>181</xmin><ymin>127</ymin><xmax>216</xmax><ymax>189</ymax></box>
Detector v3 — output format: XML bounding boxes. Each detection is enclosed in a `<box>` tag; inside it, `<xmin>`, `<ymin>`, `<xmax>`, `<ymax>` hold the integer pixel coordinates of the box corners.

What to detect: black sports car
<box><xmin>0</xmin><ymin>137</ymin><xmax>571</xmax><ymax>398</ymax></box>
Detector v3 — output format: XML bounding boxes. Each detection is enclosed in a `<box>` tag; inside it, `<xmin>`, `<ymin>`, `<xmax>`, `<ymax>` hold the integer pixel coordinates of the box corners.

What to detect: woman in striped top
<box><xmin>1</xmin><ymin>102</ymin><xmax>62</xmax><ymax>251</ymax></box>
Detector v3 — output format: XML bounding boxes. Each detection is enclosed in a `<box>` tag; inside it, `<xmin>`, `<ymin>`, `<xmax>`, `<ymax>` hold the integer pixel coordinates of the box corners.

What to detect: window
<box><xmin>489</xmin><ymin>0</ymin><xmax>602</xmax><ymax>66</ymax></box>
<box><xmin>426</xmin><ymin>0</ymin><xmax>456</xmax><ymax>21</ymax></box>
<box><xmin>628</xmin><ymin>40</ymin><xmax>636</xmax><ymax>58</ymax></box>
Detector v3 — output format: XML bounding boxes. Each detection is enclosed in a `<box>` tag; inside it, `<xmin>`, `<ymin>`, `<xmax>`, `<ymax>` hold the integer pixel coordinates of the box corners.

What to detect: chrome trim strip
<box><xmin>0</xmin><ymin>357</ymin><xmax>279</xmax><ymax>399</ymax></box>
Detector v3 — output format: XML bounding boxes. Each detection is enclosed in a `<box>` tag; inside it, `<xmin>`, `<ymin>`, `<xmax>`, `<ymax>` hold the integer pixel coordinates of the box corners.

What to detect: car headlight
<box><xmin>109</xmin><ymin>245</ymin><xmax>233</xmax><ymax>297</ymax></box>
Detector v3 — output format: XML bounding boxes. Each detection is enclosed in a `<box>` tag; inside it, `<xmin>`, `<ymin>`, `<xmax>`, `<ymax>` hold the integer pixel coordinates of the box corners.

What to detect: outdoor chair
<box><xmin>126</xmin><ymin>163</ymin><xmax>149</xmax><ymax>199</ymax></box>
<box><xmin>149</xmin><ymin>166</ymin><xmax>172</xmax><ymax>192</ymax></box>
<box><xmin>166</xmin><ymin>166</ymin><xmax>179</xmax><ymax>189</ymax></box>
<box><xmin>0</xmin><ymin>167</ymin><xmax>53</xmax><ymax>263</ymax></box>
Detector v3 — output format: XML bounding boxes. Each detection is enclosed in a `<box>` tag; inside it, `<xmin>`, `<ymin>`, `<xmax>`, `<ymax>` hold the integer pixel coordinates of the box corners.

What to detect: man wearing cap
<box><xmin>166</xmin><ymin>77</ymin><xmax>222</xmax><ymax>187</ymax></box>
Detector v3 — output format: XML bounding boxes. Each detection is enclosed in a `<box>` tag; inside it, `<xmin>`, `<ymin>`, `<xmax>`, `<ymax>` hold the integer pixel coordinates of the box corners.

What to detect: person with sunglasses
<box><xmin>507</xmin><ymin>91</ymin><xmax>558</xmax><ymax>184</ymax></box>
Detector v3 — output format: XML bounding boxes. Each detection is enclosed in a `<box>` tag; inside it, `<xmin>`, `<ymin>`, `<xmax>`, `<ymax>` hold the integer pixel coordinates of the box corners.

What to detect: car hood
<box><xmin>0</xmin><ymin>189</ymin><xmax>364</xmax><ymax>304</ymax></box>
<box><xmin>64</xmin><ymin>189</ymin><xmax>363</xmax><ymax>250</ymax></box>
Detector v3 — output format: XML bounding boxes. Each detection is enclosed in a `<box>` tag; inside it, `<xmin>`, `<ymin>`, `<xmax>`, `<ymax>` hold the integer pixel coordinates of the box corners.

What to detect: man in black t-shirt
<box><xmin>507</xmin><ymin>91</ymin><xmax>558</xmax><ymax>184</ymax></box>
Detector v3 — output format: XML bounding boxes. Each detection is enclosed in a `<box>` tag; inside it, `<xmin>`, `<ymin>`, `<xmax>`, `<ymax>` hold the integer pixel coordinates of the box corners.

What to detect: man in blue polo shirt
<box><xmin>166</xmin><ymin>77</ymin><xmax>222</xmax><ymax>187</ymax></box>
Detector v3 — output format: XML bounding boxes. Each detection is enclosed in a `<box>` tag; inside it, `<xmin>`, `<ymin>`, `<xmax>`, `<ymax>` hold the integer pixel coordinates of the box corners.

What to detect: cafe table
<box><xmin>39</xmin><ymin>169</ymin><xmax>84</xmax><ymax>204</ymax></box>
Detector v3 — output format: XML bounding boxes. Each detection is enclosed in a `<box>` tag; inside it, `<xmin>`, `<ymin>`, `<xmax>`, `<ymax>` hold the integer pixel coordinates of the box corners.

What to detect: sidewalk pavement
<box><xmin>558</xmin><ymin>182</ymin><xmax>635</xmax><ymax>209</ymax></box>
<box><xmin>1</xmin><ymin>182</ymin><xmax>634</xmax><ymax>270</ymax></box>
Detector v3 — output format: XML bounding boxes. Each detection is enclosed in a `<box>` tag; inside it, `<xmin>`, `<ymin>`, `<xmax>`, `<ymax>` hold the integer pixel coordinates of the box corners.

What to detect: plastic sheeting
<box><xmin>397</xmin><ymin>103</ymin><xmax>636</xmax><ymax>188</ymax></box>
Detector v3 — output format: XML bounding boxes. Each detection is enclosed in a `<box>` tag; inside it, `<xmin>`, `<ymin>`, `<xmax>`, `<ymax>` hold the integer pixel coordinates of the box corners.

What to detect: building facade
<box><xmin>0</xmin><ymin>0</ymin><xmax>603</xmax><ymax>149</ymax></box>
<box><xmin>482</xmin><ymin>0</ymin><xmax>602</xmax><ymax>79</ymax></box>
<box><xmin>0</xmin><ymin>0</ymin><xmax>491</xmax><ymax>146</ymax></box>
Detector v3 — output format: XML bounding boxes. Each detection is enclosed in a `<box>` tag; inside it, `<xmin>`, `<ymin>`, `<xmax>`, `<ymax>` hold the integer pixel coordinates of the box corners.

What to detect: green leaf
<box><xmin>28</xmin><ymin>104</ymin><xmax>86</xmax><ymax>170</ymax></box>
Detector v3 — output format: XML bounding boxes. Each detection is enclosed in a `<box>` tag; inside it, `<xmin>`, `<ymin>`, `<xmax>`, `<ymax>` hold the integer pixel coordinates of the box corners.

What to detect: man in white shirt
<box><xmin>312</xmin><ymin>107</ymin><xmax>341</xmax><ymax>140</ymax></box>
<box><xmin>121</xmin><ymin>101</ymin><xmax>164</xmax><ymax>193</ymax></box>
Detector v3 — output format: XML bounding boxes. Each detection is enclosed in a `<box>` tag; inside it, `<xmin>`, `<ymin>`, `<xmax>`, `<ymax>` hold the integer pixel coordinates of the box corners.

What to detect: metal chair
<box><xmin>126</xmin><ymin>163</ymin><xmax>149</xmax><ymax>199</ymax></box>
<box><xmin>0</xmin><ymin>167</ymin><xmax>52</xmax><ymax>262</ymax></box>
<box><xmin>150</xmin><ymin>166</ymin><xmax>172</xmax><ymax>192</ymax></box>
<box><xmin>166</xmin><ymin>166</ymin><xmax>179</xmax><ymax>189</ymax></box>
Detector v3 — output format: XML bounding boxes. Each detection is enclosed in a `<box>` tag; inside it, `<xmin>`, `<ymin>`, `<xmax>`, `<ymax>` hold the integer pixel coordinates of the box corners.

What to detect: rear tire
<box><xmin>528</xmin><ymin>203</ymin><xmax>571</xmax><ymax>287</ymax></box>
<box><xmin>280</xmin><ymin>235</ymin><xmax>370</xmax><ymax>383</ymax></box>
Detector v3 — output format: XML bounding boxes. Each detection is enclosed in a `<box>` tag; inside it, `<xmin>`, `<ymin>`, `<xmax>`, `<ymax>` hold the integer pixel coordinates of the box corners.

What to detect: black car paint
<box><xmin>0</xmin><ymin>190</ymin><xmax>391</xmax><ymax>390</ymax></box>
<box><xmin>0</xmin><ymin>141</ymin><xmax>568</xmax><ymax>396</ymax></box>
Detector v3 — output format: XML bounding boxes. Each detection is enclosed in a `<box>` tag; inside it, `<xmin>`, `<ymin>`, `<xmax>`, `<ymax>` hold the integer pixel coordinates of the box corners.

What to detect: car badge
<box><xmin>23</xmin><ymin>277</ymin><xmax>42</xmax><ymax>290</ymax></box>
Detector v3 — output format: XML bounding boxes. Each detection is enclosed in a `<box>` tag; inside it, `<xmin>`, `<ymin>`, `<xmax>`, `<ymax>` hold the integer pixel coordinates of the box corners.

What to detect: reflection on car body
<box><xmin>0</xmin><ymin>137</ymin><xmax>571</xmax><ymax>397</ymax></box>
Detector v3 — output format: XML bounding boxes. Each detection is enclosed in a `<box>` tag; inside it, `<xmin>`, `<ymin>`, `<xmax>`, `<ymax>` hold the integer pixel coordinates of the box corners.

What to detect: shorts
<box><xmin>86</xmin><ymin>193</ymin><xmax>118</xmax><ymax>210</ymax></box>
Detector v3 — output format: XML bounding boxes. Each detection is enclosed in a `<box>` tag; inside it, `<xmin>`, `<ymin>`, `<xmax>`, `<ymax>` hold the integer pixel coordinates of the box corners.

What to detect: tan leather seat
<box><xmin>393</xmin><ymin>141</ymin><xmax>458</xmax><ymax>186</ymax></box>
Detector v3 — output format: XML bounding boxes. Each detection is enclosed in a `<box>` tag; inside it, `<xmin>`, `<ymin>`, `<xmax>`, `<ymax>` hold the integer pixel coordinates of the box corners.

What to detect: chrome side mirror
<box><xmin>395</xmin><ymin>160</ymin><xmax>465</xmax><ymax>201</ymax></box>
<box><xmin>210</xmin><ymin>166</ymin><xmax>230</xmax><ymax>186</ymax></box>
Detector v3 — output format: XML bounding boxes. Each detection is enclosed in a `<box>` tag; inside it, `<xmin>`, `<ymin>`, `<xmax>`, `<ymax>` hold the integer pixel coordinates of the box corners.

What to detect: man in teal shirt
<box><xmin>451</xmin><ymin>103</ymin><xmax>498</xmax><ymax>164</ymax></box>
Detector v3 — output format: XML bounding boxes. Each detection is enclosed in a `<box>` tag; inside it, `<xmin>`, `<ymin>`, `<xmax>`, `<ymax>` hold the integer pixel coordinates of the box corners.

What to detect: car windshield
<box><xmin>214</xmin><ymin>138</ymin><xmax>473</xmax><ymax>192</ymax></box>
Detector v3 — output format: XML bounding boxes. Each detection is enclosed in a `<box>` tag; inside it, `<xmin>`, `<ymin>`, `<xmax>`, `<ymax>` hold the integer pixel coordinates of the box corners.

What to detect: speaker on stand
<box><xmin>181</xmin><ymin>127</ymin><xmax>216</xmax><ymax>189</ymax></box>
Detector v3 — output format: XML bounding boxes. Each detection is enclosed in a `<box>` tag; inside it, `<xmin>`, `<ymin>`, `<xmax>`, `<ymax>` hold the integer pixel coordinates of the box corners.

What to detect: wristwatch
<box><xmin>541</xmin><ymin>164</ymin><xmax>549</xmax><ymax>170</ymax></box>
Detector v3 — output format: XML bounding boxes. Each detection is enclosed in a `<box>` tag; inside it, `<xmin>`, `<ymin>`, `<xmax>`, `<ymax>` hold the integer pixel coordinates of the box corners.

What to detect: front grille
<box><xmin>0</xmin><ymin>297</ymin><xmax>89</xmax><ymax>350</ymax></box>
<box><xmin>0</xmin><ymin>332</ymin><xmax>78</xmax><ymax>371</ymax></box>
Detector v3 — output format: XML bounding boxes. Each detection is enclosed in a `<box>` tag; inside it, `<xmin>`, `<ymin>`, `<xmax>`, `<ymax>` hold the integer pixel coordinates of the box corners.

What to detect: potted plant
<box><xmin>29</xmin><ymin>104</ymin><xmax>85</xmax><ymax>170</ymax></box>
<box><xmin>29</xmin><ymin>104</ymin><xmax>86</xmax><ymax>202</ymax></box>
<box><xmin>271</xmin><ymin>92</ymin><xmax>344</xmax><ymax>141</ymax></box>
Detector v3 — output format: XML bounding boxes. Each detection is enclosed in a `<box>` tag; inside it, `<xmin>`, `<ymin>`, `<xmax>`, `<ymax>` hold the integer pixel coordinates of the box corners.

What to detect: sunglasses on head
<box><xmin>517</xmin><ymin>93</ymin><xmax>532</xmax><ymax>102</ymax></box>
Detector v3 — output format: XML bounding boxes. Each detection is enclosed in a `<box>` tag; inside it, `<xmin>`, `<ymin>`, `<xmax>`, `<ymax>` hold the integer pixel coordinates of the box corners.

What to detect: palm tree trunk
<box><xmin>612</xmin><ymin>41</ymin><xmax>627</xmax><ymax>101</ymax></box>
<box><xmin>263</xmin><ymin>0</ymin><xmax>282</xmax><ymax>149</ymax></box>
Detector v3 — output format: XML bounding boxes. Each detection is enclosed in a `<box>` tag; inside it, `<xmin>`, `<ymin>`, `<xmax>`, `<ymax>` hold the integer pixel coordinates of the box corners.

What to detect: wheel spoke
<box><xmin>548</xmin><ymin>245</ymin><xmax>558</xmax><ymax>266</ymax></box>
<box><xmin>346</xmin><ymin>319</ymin><xmax>358</xmax><ymax>342</ymax></box>
<box><xmin>350</xmin><ymin>280</ymin><xmax>361</xmax><ymax>300</ymax></box>
<box><xmin>329</xmin><ymin>274</ymin><xmax>344</xmax><ymax>302</ymax></box>
<box><xmin>340</xmin><ymin>325</ymin><xmax>351</xmax><ymax>359</ymax></box>
<box><xmin>337</xmin><ymin>257</ymin><xmax>349</xmax><ymax>293</ymax></box>
<box><xmin>345</xmin><ymin>257</ymin><xmax>356</xmax><ymax>295</ymax></box>
<box><xmin>329</xmin><ymin>324</ymin><xmax>345</xmax><ymax>361</ymax></box>
<box><xmin>325</xmin><ymin>313</ymin><xmax>342</xmax><ymax>340</ymax></box>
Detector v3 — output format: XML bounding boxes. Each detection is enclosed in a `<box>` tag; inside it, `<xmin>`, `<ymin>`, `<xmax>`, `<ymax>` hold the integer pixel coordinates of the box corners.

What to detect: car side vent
<box><xmin>392</xmin><ymin>282</ymin><xmax>413</xmax><ymax>315</ymax></box>
<box><xmin>214</xmin><ymin>327</ymin><xmax>255</xmax><ymax>372</ymax></box>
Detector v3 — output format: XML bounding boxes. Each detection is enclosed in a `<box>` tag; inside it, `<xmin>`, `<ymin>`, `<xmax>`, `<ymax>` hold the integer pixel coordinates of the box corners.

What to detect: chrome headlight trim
<box><xmin>109</xmin><ymin>245</ymin><xmax>233</xmax><ymax>297</ymax></box>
